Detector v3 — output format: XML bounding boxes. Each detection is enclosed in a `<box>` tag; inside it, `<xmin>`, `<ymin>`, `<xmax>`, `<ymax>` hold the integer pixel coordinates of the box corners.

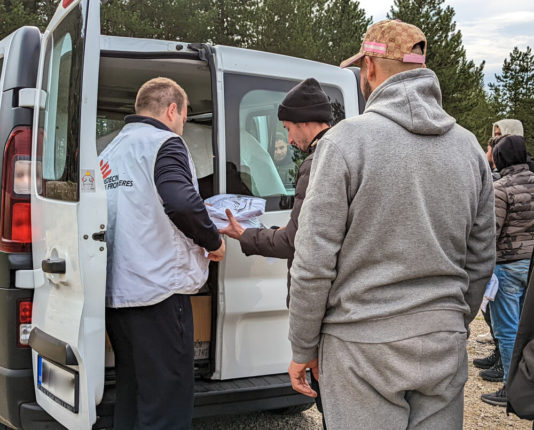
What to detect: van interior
<box><xmin>97</xmin><ymin>55</ymin><xmax>216</xmax><ymax>378</ymax></box>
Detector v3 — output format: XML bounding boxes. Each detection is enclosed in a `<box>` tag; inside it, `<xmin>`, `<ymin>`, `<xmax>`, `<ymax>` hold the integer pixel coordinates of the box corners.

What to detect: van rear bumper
<box><xmin>0</xmin><ymin>366</ymin><xmax>34</xmax><ymax>429</ymax></box>
<box><xmin>2</xmin><ymin>372</ymin><xmax>312</xmax><ymax>429</ymax></box>
<box><xmin>101</xmin><ymin>372</ymin><xmax>312</xmax><ymax>422</ymax></box>
<box><xmin>0</xmin><ymin>367</ymin><xmax>43</xmax><ymax>428</ymax></box>
<box><xmin>193</xmin><ymin>373</ymin><xmax>313</xmax><ymax>418</ymax></box>
<box><xmin>0</xmin><ymin>366</ymin><xmax>62</xmax><ymax>430</ymax></box>
<box><xmin>19</xmin><ymin>403</ymin><xmax>64</xmax><ymax>430</ymax></box>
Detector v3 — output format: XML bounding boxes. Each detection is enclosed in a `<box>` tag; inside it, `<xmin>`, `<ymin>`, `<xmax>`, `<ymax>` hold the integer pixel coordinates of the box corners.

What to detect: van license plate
<box><xmin>37</xmin><ymin>356</ymin><xmax>79</xmax><ymax>413</ymax></box>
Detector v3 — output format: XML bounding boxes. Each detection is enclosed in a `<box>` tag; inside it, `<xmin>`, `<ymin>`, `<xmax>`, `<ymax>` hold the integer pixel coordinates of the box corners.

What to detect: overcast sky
<box><xmin>356</xmin><ymin>0</ymin><xmax>534</xmax><ymax>85</ymax></box>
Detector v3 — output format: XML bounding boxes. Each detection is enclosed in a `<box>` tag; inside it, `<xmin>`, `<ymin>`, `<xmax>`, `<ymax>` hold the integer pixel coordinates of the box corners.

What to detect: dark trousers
<box><xmin>106</xmin><ymin>294</ymin><xmax>194</xmax><ymax>430</ymax></box>
<box><xmin>310</xmin><ymin>371</ymin><xmax>327</xmax><ymax>430</ymax></box>
<box><xmin>483</xmin><ymin>304</ymin><xmax>499</xmax><ymax>351</ymax></box>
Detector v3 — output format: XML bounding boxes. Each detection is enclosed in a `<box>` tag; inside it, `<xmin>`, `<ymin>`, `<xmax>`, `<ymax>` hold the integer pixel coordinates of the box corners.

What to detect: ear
<box><xmin>166</xmin><ymin>102</ymin><xmax>178</xmax><ymax>121</ymax></box>
<box><xmin>363</xmin><ymin>56</ymin><xmax>375</xmax><ymax>81</ymax></box>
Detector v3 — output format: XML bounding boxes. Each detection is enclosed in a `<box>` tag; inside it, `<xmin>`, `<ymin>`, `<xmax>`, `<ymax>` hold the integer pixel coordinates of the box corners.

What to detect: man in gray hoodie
<box><xmin>287</xmin><ymin>20</ymin><xmax>496</xmax><ymax>429</ymax></box>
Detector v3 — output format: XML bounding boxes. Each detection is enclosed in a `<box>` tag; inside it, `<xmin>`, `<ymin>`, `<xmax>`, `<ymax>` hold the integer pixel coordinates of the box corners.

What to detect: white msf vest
<box><xmin>99</xmin><ymin>122</ymin><xmax>209</xmax><ymax>308</ymax></box>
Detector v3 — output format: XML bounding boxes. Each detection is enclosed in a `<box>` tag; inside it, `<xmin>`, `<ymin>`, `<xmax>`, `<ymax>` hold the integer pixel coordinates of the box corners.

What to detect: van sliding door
<box><xmin>29</xmin><ymin>1</ymin><xmax>105</xmax><ymax>429</ymax></box>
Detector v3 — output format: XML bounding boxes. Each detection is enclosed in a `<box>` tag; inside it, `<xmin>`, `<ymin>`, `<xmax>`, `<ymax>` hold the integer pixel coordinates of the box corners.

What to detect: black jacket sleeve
<box><xmin>154</xmin><ymin>137</ymin><xmax>221</xmax><ymax>251</ymax></box>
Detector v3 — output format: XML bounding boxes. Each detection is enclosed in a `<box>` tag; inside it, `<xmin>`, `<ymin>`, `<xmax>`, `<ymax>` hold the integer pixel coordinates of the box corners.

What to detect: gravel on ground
<box><xmin>193</xmin><ymin>312</ymin><xmax>533</xmax><ymax>429</ymax></box>
<box><xmin>464</xmin><ymin>313</ymin><xmax>531</xmax><ymax>430</ymax></box>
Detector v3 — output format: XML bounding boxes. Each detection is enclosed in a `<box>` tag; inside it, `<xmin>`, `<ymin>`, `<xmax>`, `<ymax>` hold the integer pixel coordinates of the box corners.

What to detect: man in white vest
<box><xmin>99</xmin><ymin>77</ymin><xmax>225</xmax><ymax>430</ymax></box>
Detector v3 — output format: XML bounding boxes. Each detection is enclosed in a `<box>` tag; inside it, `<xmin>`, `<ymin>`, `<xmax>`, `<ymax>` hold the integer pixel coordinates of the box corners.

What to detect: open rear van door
<box><xmin>29</xmin><ymin>1</ymin><xmax>106</xmax><ymax>428</ymax></box>
<box><xmin>213</xmin><ymin>46</ymin><xmax>358</xmax><ymax>379</ymax></box>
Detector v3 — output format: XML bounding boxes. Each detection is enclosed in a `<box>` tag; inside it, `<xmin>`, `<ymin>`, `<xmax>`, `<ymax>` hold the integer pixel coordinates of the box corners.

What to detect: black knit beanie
<box><xmin>278</xmin><ymin>78</ymin><xmax>333</xmax><ymax>123</ymax></box>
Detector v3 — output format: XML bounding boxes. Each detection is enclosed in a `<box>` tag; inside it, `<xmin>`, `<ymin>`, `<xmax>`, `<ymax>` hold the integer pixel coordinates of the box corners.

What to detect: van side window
<box><xmin>36</xmin><ymin>8</ymin><xmax>83</xmax><ymax>202</ymax></box>
<box><xmin>224</xmin><ymin>73</ymin><xmax>345</xmax><ymax>211</ymax></box>
<box><xmin>96</xmin><ymin>116</ymin><xmax>124</xmax><ymax>155</ymax></box>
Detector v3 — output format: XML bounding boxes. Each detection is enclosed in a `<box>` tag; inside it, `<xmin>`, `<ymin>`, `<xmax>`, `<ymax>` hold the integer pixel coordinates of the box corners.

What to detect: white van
<box><xmin>0</xmin><ymin>0</ymin><xmax>364</xmax><ymax>429</ymax></box>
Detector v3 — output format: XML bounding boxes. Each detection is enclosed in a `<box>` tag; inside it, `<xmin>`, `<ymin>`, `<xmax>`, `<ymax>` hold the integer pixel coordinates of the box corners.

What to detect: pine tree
<box><xmin>100</xmin><ymin>0</ymin><xmax>215</xmax><ymax>42</ymax></box>
<box><xmin>243</xmin><ymin>0</ymin><xmax>318</xmax><ymax>58</ymax></box>
<box><xmin>313</xmin><ymin>0</ymin><xmax>371</xmax><ymax>65</ymax></box>
<box><xmin>2</xmin><ymin>0</ymin><xmax>369</xmax><ymax>68</ymax></box>
<box><xmin>199</xmin><ymin>0</ymin><xmax>260</xmax><ymax>46</ymax></box>
<box><xmin>0</xmin><ymin>1</ymin><xmax>41</xmax><ymax>39</ymax></box>
<box><xmin>489</xmin><ymin>46</ymin><xmax>534</xmax><ymax>153</ymax></box>
<box><xmin>388</xmin><ymin>0</ymin><xmax>491</xmax><ymax>145</ymax></box>
<box><xmin>236</xmin><ymin>0</ymin><xmax>370</xmax><ymax>66</ymax></box>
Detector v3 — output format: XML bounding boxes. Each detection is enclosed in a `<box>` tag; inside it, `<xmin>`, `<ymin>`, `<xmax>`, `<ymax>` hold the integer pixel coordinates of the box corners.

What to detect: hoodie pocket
<box><xmin>447</xmin><ymin>332</ymin><xmax>468</xmax><ymax>390</ymax></box>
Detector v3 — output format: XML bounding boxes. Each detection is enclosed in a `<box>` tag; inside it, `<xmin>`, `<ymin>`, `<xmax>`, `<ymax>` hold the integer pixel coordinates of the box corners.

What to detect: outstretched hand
<box><xmin>219</xmin><ymin>209</ymin><xmax>245</xmax><ymax>239</ymax></box>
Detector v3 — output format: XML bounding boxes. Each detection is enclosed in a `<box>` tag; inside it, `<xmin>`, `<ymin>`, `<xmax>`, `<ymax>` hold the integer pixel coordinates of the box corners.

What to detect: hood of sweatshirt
<box><xmin>364</xmin><ymin>68</ymin><xmax>456</xmax><ymax>136</ymax></box>
<box><xmin>493</xmin><ymin>119</ymin><xmax>524</xmax><ymax>137</ymax></box>
<box><xmin>493</xmin><ymin>134</ymin><xmax>527</xmax><ymax>171</ymax></box>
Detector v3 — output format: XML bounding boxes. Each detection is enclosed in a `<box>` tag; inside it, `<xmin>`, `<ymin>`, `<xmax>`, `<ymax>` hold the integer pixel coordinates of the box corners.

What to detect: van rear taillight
<box><xmin>0</xmin><ymin>127</ymin><xmax>32</xmax><ymax>253</ymax></box>
<box><xmin>18</xmin><ymin>299</ymin><xmax>33</xmax><ymax>347</ymax></box>
<box><xmin>12</xmin><ymin>203</ymin><xmax>31</xmax><ymax>242</ymax></box>
<box><xmin>62</xmin><ymin>0</ymin><xmax>76</xmax><ymax>8</ymax></box>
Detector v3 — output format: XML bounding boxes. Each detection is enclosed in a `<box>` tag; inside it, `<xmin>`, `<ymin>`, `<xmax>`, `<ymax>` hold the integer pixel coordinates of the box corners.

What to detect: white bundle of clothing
<box><xmin>481</xmin><ymin>273</ymin><xmax>499</xmax><ymax>312</ymax></box>
<box><xmin>205</xmin><ymin>194</ymin><xmax>266</xmax><ymax>229</ymax></box>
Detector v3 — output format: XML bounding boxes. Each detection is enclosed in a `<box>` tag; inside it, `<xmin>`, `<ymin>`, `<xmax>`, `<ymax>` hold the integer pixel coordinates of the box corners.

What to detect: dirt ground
<box><xmin>464</xmin><ymin>313</ymin><xmax>531</xmax><ymax>429</ymax></box>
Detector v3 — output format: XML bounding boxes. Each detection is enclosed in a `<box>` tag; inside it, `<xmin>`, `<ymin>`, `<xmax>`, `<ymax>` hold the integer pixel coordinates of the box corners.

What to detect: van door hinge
<box><xmin>188</xmin><ymin>43</ymin><xmax>207</xmax><ymax>61</ymax></box>
<box><xmin>92</xmin><ymin>231</ymin><xmax>106</xmax><ymax>242</ymax></box>
<box><xmin>18</xmin><ymin>88</ymin><xmax>46</xmax><ymax>109</ymax></box>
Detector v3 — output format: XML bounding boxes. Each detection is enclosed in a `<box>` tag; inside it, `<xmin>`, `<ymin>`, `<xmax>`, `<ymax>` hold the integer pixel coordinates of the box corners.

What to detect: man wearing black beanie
<box><xmin>277</xmin><ymin>78</ymin><xmax>333</xmax><ymax>124</ymax></box>
<box><xmin>220</xmin><ymin>77</ymin><xmax>332</xmax><ymax>429</ymax></box>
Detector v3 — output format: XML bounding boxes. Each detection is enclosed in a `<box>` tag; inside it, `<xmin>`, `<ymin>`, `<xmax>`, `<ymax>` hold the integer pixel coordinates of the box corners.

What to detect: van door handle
<box><xmin>92</xmin><ymin>231</ymin><xmax>106</xmax><ymax>242</ymax></box>
<box><xmin>41</xmin><ymin>258</ymin><xmax>66</xmax><ymax>274</ymax></box>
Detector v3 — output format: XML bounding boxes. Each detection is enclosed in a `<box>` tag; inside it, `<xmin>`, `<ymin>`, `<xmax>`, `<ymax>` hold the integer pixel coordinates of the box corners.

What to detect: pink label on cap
<box><xmin>364</xmin><ymin>42</ymin><xmax>387</xmax><ymax>52</ymax></box>
<box><xmin>403</xmin><ymin>53</ymin><xmax>425</xmax><ymax>63</ymax></box>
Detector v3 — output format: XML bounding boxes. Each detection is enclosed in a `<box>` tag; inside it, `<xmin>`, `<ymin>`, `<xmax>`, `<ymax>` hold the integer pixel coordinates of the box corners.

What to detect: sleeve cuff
<box><xmin>291</xmin><ymin>344</ymin><xmax>318</xmax><ymax>364</ymax></box>
<box><xmin>238</xmin><ymin>228</ymin><xmax>256</xmax><ymax>255</ymax></box>
<box><xmin>205</xmin><ymin>235</ymin><xmax>222</xmax><ymax>252</ymax></box>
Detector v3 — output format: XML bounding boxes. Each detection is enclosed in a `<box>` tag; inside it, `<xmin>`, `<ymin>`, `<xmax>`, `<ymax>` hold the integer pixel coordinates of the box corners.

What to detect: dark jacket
<box><xmin>239</xmin><ymin>129</ymin><xmax>329</xmax><ymax>306</ymax></box>
<box><xmin>494</xmin><ymin>164</ymin><xmax>534</xmax><ymax>263</ymax></box>
<box><xmin>507</xmin><ymin>252</ymin><xmax>534</xmax><ymax>419</ymax></box>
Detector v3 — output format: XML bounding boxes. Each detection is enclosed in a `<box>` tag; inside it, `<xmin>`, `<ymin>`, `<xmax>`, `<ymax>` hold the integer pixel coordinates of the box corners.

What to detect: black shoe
<box><xmin>473</xmin><ymin>348</ymin><xmax>499</xmax><ymax>369</ymax></box>
<box><xmin>481</xmin><ymin>386</ymin><xmax>507</xmax><ymax>407</ymax></box>
<box><xmin>479</xmin><ymin>358</ymin><xmax>504</xmax><ymax>382</ymax></box>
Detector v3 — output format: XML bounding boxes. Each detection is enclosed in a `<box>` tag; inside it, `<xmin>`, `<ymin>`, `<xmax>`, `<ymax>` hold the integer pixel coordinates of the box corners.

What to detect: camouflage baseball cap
<box><xmin>340</xmin><ymin>19</ymin><xmax>426</xmax><ymax>68</ymax></box>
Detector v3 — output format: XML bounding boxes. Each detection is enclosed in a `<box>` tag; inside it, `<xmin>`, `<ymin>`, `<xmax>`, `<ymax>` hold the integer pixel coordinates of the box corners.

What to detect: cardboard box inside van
<box><xmin>192</xmin><ymin>295</ymin><xmax>211</xmax><ymax>360</ymax></box>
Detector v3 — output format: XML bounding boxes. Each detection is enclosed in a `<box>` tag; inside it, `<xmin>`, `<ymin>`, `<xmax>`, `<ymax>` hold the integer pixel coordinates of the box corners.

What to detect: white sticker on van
<box><xmin>81</xmin><ymin>169</ymin><xmax>96</xmax><ymax>192</ymax></box>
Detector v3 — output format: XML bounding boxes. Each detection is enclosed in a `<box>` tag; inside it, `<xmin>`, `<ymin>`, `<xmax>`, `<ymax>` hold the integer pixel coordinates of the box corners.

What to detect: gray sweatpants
<box><xmin>319</xmin><ymin>331</ymin><xmax>468</xmax><ymax>430</ymax></box>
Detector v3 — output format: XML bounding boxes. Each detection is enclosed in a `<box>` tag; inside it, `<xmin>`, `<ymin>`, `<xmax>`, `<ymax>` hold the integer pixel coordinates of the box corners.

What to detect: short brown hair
<box><xmin>134</xmin><ymin>77</ymin><xmax>187</xmax><ymax>116</ymax></box>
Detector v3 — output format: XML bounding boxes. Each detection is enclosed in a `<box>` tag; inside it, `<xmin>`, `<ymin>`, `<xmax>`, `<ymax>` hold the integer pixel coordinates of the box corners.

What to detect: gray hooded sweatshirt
<box><xmin>289</xmin><ymin>68</ymin><xmax>496</xmax><ymax>364</ymax></box>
